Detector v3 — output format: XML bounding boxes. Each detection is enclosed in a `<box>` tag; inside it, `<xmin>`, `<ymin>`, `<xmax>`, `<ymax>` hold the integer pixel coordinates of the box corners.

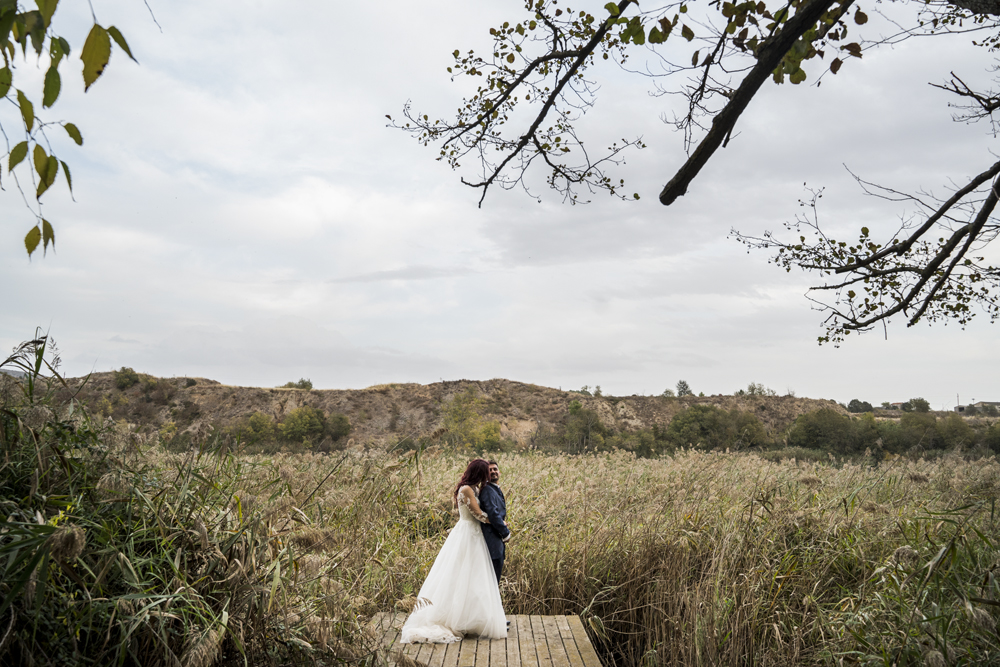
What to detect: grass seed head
<box><xmin>48</xmin><ymin>525</ymin><xmax>86</xmax><ymax>562</ymax></box>
<box><xmin>181</xmin><ymin>628</ymin><xmax>221</xmax><ymax>667</ymax></box>
<box><xmin>924</xmin><ymin>650</ymin><xmax>945</xmax><ymax>667</ymax></box>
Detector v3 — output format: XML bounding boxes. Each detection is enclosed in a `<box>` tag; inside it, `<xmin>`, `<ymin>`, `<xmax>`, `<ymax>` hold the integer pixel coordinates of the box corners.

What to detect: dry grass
<box><xmin>117</xmin><ymin>444</ymin><xmax>1000</xmax><ymax>666</ymax></box>
<box><xmin>4</xmin><ymin>337</ymin><xmax>999</xmax><ymax>666</ymax></box>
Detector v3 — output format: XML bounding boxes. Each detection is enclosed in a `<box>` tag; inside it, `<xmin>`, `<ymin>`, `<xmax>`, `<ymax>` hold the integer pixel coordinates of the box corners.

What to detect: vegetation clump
<box><xmin>281</xmin><ymin>378</ymin><xmax>314</xmax><ymax>390</ymax></box>
<box><xmin>113</xmin><ymin>366</ymin><xmax>139</xmax><ymax>390</ymax></box>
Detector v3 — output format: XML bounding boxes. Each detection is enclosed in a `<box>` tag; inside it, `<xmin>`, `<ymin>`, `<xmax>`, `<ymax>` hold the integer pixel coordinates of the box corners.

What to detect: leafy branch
<box><xmin>1</xmin><ymin>1</ymin><xmax>137</xmax><ymax>258</ymax></box>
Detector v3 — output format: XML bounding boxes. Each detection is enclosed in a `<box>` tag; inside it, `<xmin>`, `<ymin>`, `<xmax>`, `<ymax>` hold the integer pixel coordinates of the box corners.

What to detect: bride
<box><xmin>400</xmin><ymin>459</ymin><xmax>508</xmax><ymax>643</ymax></box>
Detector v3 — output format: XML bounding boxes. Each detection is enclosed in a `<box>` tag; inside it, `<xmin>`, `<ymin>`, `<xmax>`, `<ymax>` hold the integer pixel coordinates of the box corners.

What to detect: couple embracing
<box><xmin>400</xmin><ymin>459</ymin><xmax>511</xmax><ymax>644</ymax></box>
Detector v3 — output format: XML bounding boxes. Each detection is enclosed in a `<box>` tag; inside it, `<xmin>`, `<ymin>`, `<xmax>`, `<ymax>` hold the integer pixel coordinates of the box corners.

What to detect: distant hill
<box><xmin>59</xmin><ymin>372</ymin><xmax>848</xmax><ymax>449</ymax></box>
<box><xmin>0</xmin><ymin>368</ymin><xmax>26</xmax><ymax>378</ymax></box>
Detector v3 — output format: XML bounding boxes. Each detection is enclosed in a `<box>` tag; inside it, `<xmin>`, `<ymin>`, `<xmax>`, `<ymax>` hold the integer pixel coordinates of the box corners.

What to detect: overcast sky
<box><xmin>2</xmin><ymin>0</ymin><xmax>997</xmax><ymax>409</ymax></box>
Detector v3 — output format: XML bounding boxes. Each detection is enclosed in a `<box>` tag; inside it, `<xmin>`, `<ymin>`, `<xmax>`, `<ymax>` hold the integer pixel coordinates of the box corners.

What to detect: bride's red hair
<box><xmin>453</xmin><ymin>459</ymin><xmax>490</xmax><ymax>501</ymax></box>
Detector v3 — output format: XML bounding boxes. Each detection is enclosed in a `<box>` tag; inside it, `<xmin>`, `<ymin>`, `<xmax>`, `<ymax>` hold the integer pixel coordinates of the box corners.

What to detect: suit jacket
<box><xmin>478</xmin><ymin>483</ymin><xmax>509</xmax><ymax>560</ymax></box>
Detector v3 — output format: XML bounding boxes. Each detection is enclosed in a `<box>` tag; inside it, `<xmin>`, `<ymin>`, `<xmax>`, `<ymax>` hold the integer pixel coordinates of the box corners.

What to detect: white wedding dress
<box><xmin>400</xmin><ymin>486</ymin><xmax>508</xmax><ymax>643</ymax></box>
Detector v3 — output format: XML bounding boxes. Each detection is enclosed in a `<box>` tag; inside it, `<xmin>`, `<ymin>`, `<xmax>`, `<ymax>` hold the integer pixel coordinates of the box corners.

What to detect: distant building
<box><xmin>955</xmin><ymin>401</ymin><xmax>1000</xmax><ymax>413</ymax></box>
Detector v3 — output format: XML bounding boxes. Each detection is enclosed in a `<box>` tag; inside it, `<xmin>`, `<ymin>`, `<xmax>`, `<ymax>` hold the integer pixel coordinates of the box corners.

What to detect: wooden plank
<box><xmin>458</xmin><ymin>633</ymin><xmax>478</xmax><ymax>667</ymax></box>
<box><xmin>505</xmin><ymin>615</ymin><xmax>521</xmax><ymax>667</ymax></box>
<box><xmin>554</xmin><ymin>616</ymin><xmax>585</xmax><ymax>667</ymax></box>
<box><xmin>369</xmin><ymin>614</ymin><xmax>601</xmax><ymax>667</ymax></box>
<box><xmin>516</xmin><ymin>615</ymin><xmax>538</xmax><ymax>667</ymax></box>
<box><xmin>426</xmin><ymin>640</ymin><xmax>450</xmax><ymax>667</ymax></box>
<box><xmin>475</xmin><ymin>635</ymin><xmax>491</xmax><ymax>667</ymax></box>
<box><xmin>541</xmin><ymin>616</ymin><xmax>571</xmax><ymax>667</ymax></box>
<box><xmin>530</xmin><ymin>616</ymin><xmax>552</xmax><ymax>667</ymax></box>
<box><xmin>370</xmin><ymin>611</ymin><xmax>398</xmax><ymax>646</ymax></box>
<box><xmin>416</xmin><ymin>640</ymin><xmax>440</xmax><ymax>664</ymax></box>
<box><xmin>565</xmin><ymin>616</ymin><xmax>603</xmax><ymax>667</ymax></box>
<box><xmin>441</xmin><ymin>637</ymin><xmax>461</xmax><ymax>667</ymax></box>
<box><xmin>489</xmin><ymin>630</ymin><xmax>508</xmax><ymax>667</ymax></box>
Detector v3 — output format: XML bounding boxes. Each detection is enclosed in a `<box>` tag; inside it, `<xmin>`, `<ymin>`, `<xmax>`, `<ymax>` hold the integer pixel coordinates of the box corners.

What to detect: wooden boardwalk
<box><xmin>371</xmin><ymin>613</ymin><xmax>604</xmax><ymax>667</ymax></box>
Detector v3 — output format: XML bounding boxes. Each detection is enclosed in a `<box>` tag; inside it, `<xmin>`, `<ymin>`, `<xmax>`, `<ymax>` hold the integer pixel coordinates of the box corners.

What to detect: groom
<box><xmin>478</xmin><ymin>460</ymin><xmax>510</xmax><ymax>583</ymax></box>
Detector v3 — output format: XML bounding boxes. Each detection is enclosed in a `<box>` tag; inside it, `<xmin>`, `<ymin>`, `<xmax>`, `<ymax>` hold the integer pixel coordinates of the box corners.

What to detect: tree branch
<box><xmin>659</xmin><ymin>0</ymin><xmax>853</xmax><ymax>205</ymax></box>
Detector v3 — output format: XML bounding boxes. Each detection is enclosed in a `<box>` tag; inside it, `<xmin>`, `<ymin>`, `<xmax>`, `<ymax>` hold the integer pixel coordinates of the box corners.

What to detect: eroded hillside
<box><xmin>60</xmin><ymin>373</ymin><xmax>846</xmax><ymax>448</ymax></box>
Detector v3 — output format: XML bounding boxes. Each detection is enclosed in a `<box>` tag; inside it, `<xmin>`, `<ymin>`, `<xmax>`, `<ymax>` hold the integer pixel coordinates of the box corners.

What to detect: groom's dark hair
<box><xmin>488</xmin><ymin>460</ymin><xmax>498</xmax><ymax>466</ymax></box>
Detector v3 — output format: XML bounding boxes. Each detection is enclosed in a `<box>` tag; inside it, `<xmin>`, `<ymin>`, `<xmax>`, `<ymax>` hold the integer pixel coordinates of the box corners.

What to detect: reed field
<box><xmin>3</xmin><ymin>341</ymin><xmax>1000</xmax><ymax>666</ymax></box>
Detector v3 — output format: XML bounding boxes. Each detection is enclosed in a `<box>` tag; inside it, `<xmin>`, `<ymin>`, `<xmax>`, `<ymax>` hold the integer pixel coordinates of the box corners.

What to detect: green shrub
<box><xmin>937</xmin><ymin>412</ymin><xmax>974</xmax><ymax>448</ymax></box>
<box><xmin>667</xmin><ymin>405</ymin><xmax>731</xmax><ymax>450</ymax></box>
<box><xmin>327</xmin><ymin>413</ymin><xmax>351</xmax><ymax>440</ymax></box>
<box><xmin>113</xmin><ymin>366</ymin><xmax>139</xmax><ymax>390</ymax></box>
<box><xmin>909</xmin><ymin>397</ymin><xmax>931</xmax><ymax>413</ymax></box>
<box><xmin>786</xmin><ymin>408</ymin><xmax>859</xmax><ymax>454</ymax></box>
<box><xmin>676</xmin><ymin>380</ymin><xmax>693</xmax><ymax>397</ymax></box>
<box><xmin>847</xmin><ymin>398</ymin><xmax>874</xmax><ymax>413</ymax></box>
<box><xmin>281</xmin><ymin>378</ymin><xmax>313</xmax><ymax>390</ymax></box>
<box><xmin>227</xmin><ymin>411</ymin><xmax>278</xmax><ymax>445</ymax></box>
<box><xmin>564</xmin><ymin>407</ymin><xmax>607</xmax><ymax>453</ymax></box>
<box><xmin>280</xmin><ymin>406</ymin><xmax>326</xmax><ymax>443</ymax></box>
<box><xmin>899</xmin><ymin>412</ymin><xmax>942</xmax><ymax>450</ymax></box>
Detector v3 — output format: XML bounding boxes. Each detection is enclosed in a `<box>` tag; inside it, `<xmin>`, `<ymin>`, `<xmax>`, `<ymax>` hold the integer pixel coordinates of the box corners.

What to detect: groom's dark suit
<box><xmin>478</xmin><ymin>482</ymin><xmax>509</xmax><ymax>582</ymax></box>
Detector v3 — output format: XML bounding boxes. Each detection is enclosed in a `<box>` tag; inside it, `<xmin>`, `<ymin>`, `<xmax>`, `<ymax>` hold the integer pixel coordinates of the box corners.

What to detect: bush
<box><xmin>676</xmin><ymin>380</ymin><xmax>693</xmax><ymax>397</ymax></box>
<box><xmin>227</xmin><ymin>411</ymin><xmax>278</xmax><ymax>446</ymax></box>
<box><xmin>909</xmin><ymin>397</ymin><xmax>931</xmax><ymax>413</ymax></box>
<box><xmin>737</xmin><ymin>382</ymin><xmax>777</xmax><ymax>397</ymax></box>
<box><xmin>280</xmin><ymin>406</ymin><xmax>326</xmax><ymax>443</ymax></box>
<box><xmin>899</xmin><ymin>412</ymin><xmax>941</xmax><ymax>450</ymax></box>
<box><xmin>281</xmin><ymin>378</ymin><xmax>313</xmax><ymax>390</ymax></box>
<box><xmin>327</xmin><ymin>413</ymin><xmax>351</xmax><ymax>440</ymax></box>
<box><xmin>786</xmin><ymin>408</ymin><xmax>859</xmax><ymax>454</ymax></box>
<box><xmin>665</xmin><ymin>405</ymin><xmax>769</xmax><ymax>451</ymax></box>
<box><xmin>442</xmin><ymin>387</ymin><xmax>505</xmax><ymax>449</ymax></box>
<box><xmin>113</xmin><ymin>366</ymin><xmax>139</xmax><ymax>390</ymax></box>
<box><xmin>564</xmin><ymin>407</ymin><xmax>607</xmax><ymax>453</ymax></box>
<box><xmin>847</xmin><ymin>398</ymin><xmax>874</xmax><ymax>413</ymax></box>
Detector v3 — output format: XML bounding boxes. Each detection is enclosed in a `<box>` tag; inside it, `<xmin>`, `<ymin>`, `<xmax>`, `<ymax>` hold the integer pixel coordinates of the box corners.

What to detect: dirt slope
<box><xmin>62</xmin><ymin>373</ymin><xmax>846</xmax><ymax>448</ymax></box>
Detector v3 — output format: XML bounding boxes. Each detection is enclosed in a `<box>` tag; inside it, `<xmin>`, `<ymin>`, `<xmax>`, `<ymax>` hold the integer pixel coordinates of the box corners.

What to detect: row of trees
<box><xmin>555</xmin><ymin>402</ymin><xmax>1000</xmax><ymax>459</ymax></box>
<box><xmin>847</xmin><ymin>397</ymin><xmax>932</xmax><ymax>413</ymax></box>
<box><xmin>222</xmin><ymin>407</ymin><xmax>351</xmax><ymax>450</ymax></box>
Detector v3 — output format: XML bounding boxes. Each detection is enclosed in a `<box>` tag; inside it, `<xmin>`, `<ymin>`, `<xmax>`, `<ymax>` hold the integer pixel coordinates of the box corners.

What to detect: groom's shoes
<box><xmin>506</xmin><ymin>621</ymin><xmax>511</xmax><ymax>629</ymax></box>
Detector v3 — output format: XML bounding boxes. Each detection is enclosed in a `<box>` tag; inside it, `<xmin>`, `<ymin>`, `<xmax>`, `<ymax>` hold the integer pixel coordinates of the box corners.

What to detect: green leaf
<box><xmin>789</xmin><ymin>68</ymin><xmax>806</xmax><ymax>84</ymax></box>
<box><xmin>63</xmin><ymin>122</ymin><xmax>82</xmax><ymax>145</ymax></box>
<box><xmin>36</xmin><ymin>155</ymin><xmax>57</xmax><ymax>198</ymax></box>
<box><xmin>648</xmin><ymin>26</ymin><xmax>663</xmax><ymax>43</ymax></box>
<box><xmin>49</xmin><ymin>33</ymin><xmax>65</xmax><ymax>67</ymax></box>
<box><xmin>854</xmin><ymin>9</ymin><xmax>868</xmax><ymax>25</ymax></box>
<box><xmin>8</xmin><ymin>140</ymin><xmax>27</xmax><ymax>170</ymax></box>
<box><xmin>41</xmin><ymin>218</ymin><xmax>54</xmax><ymax>252</ymax></box>
<box><xmin>42</xmin><ymin>64</ymin><xmax>60</xmax><ymax>107</ymax></box>
<box><xmin>107</xmin><ymin>26</ymin><xmax>136</xmax><ymax>62</ymax></box>
<box><xmin>681</xmin><ymin>24</ymin><xmax>694</xmax><ymax>41</ymax></box>
<box><xmin>0</xmin><ymin>66</ymin><xmax>10</xmax><ymax>97</ymax></box>
<box><xmin>60</xmin><ymin>159</ymin><xmax>72</xmax><ymax>194</ymax></box>
<box><xmin>33</xmin><ymin>143</ymin><xmax>46</xmax><ymax>176</ymax></box>
<box><xmin>81</xmin><ymin>24</ymin><xmax>111</xmax><ymax>91</ymax></box>
<box><xmin>830</xmin><ymin>57</ymin><xmax>842</xmax><ymax>74</ymax></box>
<box><xmin>24</xmin><ymin>225</ymin><xmax>41</xmax><ymax>256</ymax></box>
<box><xmin>35</xmin><ymin>0</ymin><xmax>58</xmax><ymax>27</ymax></box>
<box><xmin>605</xmin><ymin>1</ymin><xmax>620</xmax><ymax>16</ymax></box>
<box><xmin>17</xmin><ymin>88</ymin><xmax>33</xmax><ymax>132</ymax></box>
